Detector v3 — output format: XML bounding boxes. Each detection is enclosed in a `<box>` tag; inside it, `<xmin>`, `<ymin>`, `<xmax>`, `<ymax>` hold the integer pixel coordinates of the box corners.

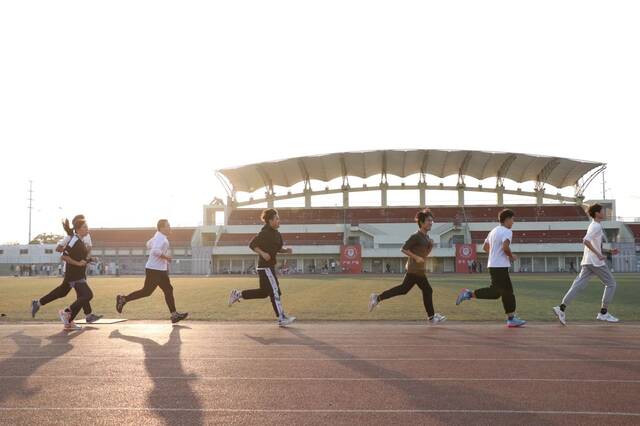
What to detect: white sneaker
<box><xmin>228</xmin><ymin>289</ymin><xmax>242</xmax><ymax>307</ymax></box>
<box><xmin>429</xmin><ymin>313</ymin><xmax>447</xmax><ymax>324</ymax></box>
<box><xmin>278</xmin><ymin>315</ymin><xmax>296</xmax><ymax>327</ymax></box>
<box><xmin>368</xmin><ymin>293</ymin><xmax>379</xmax><ymax>312</ymax></box>
<box><xmin>553</xmin><ymin>306</ymin><xmax>567</xmax><ymax>326</ymax></box>
<box><xmin>64</xmin><ymin>321</ymin><xmax>81</xmax><ymax>331</ymax></box>
<box><xmin>596</xmin><ymin>312</ymin><xmax>619</xmax><ymax>323</ymax></box>
<box><xmin>58</xmin><ymin>309</ymin><xmax>70</xmax><ymax>325</ymax></box>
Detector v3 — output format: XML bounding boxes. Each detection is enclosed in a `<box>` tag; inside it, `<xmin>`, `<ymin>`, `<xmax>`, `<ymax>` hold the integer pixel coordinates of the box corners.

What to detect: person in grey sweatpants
<box><xmin>553</xmin><ymin>203</ymin><xmax>619</xmax><ymax>325</ymax></box>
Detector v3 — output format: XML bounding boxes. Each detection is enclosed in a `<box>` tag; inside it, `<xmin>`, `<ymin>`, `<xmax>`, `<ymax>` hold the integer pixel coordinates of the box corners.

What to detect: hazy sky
<box><xmin>1</xmin><ymin>1</ymin><xmax>639</xmax><ymax>243</ymax></box>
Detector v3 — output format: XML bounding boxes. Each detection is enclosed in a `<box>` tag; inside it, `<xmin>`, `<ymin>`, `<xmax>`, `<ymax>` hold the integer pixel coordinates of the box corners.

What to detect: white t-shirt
<box><xmin>581</xmin><ymin>221</ymin><xmax>606</xmax><ymax>267</ymax></box>
<box><xmin>146</xmin><ymin>231</ymin><xmax>170</xmax><ymax>271</ymax></box>
<box><xmin>59</xmin><ymin>234</ymin><xmax>92</xmax><ymax>249</ymax></box>
<box><xmin>485</xmin><ymin>225</ymin><xmax>513</xmax><ymax>268</ymax></box>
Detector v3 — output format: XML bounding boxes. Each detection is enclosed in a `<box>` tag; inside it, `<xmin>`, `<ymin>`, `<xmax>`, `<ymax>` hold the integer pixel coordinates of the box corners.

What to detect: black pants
<box><xmin>241</xmin><ymin>267</ymin><xmax>284</xmax><ymax>318</ymax></box>
<box><xmin>40</xmin><ymin>279</ymin><xmax>92</xmax><ymax>315</ymax></box>
<box><xmin>379</xmin><ymin>273</ymin><xmax>435</xmax><ymax>318</ymax></box>
<box><xmin>125</xmin><ymin>269</ymin><xmax>176</xmax><ymax>313</ymax></box>
<box><xmin>68</xmin><ymin>280</ymin><xmax>93</xmax><ymax>321</ymax></box>
<box><xmin>474</xmin><ymin>267</ymin><xmax>516</xmax><ymax>314</ymax></box>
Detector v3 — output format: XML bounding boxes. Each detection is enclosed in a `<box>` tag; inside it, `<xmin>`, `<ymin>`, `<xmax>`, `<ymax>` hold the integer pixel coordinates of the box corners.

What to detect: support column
<box><xmin>304</xmin><ymin>189</ymin><xmax>312</xmax><ymax>208</ymax></box>
<box><xmin>457</xmin><ymin>184</ymin><xmax>465</xmax><ymax>206</ymax></box>
<box><xmin>419</xmin><ymin>182</ymin><xmax>427</xmax><ymax>206</ymax></box>
<box><xmin>342</xmin><ymin>185</ymin><xmax>350</xmax><ymax>207</ymax></box>
<box><xmin>496</xmin><ymin>185</ymin><xmax>505</xmax><ymax>206</ymax></box>
<box><xmin>380</xmin><ymin>182</ymin><xmax>389</xmax><ymax>207</ymax></box>
<box><xmin>535</xmin><ymin>188</ymin><xmax>544</xmax><ymax>206</ymax></box>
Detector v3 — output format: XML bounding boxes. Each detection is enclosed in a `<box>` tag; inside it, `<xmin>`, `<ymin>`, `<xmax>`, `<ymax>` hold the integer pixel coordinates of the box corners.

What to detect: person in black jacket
<box><xmin>30</xmin><ymin>215</ymin><xmax>102</xmax><ymax>323</ymax></box>
<box><xmin>57</xmin><ymin>217</ymin><xmax>95</xmax><ymax>331</ymax></box>
<box><xmin>228</xmin><ymin>209</ymin><xmax>296</xmax><ymax>326</ymax></box>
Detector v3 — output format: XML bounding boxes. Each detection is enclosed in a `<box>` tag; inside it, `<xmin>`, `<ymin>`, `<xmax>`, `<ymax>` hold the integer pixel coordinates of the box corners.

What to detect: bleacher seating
<box><xmin>90</xmin><ymin>228</ymin><xmax>195</xmax><ymax>248</ymax></box>
<box><xmin>228</xmin><ymin>205</ymin><xmax>590</xmax><ymax>225</ymax></box>
<box><xmin>217</xmin><ymin>232</ymin><xmax>344</xmax><ymax>246</ymax></box>
<box><xmin>470</xmin><ymin>230</ymin><xmax>585</xmax><ymax>244</ymax></box>
<box><xmin>626</xmin><ymin>223</ymin><xmax>640</xmax><ymax>242</ymax></box>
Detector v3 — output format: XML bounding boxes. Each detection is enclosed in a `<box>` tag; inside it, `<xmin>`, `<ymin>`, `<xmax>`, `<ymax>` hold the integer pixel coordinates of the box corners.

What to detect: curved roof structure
<box><xmin>217</xmin><ymin>150</ymin><xmax>604</xmax><ymax>193</ymax></box>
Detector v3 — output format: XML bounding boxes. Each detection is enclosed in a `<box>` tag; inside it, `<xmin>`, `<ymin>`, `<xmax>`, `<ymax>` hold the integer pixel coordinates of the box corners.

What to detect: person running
<box><xmin>553</xmin><ymin>203</ymin><xmax>619</xmax><ymax>325</ymax></box>
<box><xmin>57</xmin><ymin>217</ymin><xmax>95</xmax><ymax>331</ymax></box>
<box><xmin>368</xmin><ymin>208</ymin><xmax>446</xmax><ymax>324</ymax></box>
<box><xmin>115</xmin><ymin>220</ymin><xmax>188</xmax><ymax>324</ymax></box>
<box><xmin>455</xmin><ymin>209</ymin><xmax>526</xmax><ymax>328</ymax></box>
<box><xmin>228</xmin><ymin>208</ymin><xmax>296</xmax><ymax>327</ymax></box>
<box><xmin>31</xmin><ymin>215</ymin><xmax>102</xmax><ymax>323</ymax></box>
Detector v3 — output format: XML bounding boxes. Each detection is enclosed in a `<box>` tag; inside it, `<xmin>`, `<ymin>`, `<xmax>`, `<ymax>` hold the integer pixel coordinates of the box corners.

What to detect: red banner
<box><xmin>340</xmin><ymin>245</ymin><xmax>362</xmax><ymax>273</ymax></box>
<box><xmin>455</xmin><ymin>243</ymin><xmax>477</xmax><ymax>273</ymax></box>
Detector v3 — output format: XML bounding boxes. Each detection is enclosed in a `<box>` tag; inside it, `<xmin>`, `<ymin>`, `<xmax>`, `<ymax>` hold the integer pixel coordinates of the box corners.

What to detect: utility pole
<box><xmin>27</xmin><ymin>180</ymin><xmax>34</xmax><ymax>243</ymax></box>
<box><xmin>602</xmin><ymin>170</ymin><xmax>606</xmax><ymax>200</ymax></box>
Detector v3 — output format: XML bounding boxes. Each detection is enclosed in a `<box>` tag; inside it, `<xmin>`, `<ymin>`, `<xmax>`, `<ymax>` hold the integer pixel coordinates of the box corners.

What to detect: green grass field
<box><xmin>0</xmin><ymin>273</ymin><xmax>638</xmax><ymax>322</ymax></box>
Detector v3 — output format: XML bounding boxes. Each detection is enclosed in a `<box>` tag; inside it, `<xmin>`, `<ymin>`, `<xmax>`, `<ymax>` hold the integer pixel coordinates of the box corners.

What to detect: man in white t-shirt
<box><xmin>455</xmin><ymin>209</ymin><xmax>526</xmax><ymax>328</ymax></box>
<box><xmin>115</xmin><ymin>219</ymin><xmax>188</xmax><ymax>324</ymax></box>
<box><xmin>553</xmin><ymin>204</ymin><xmax>619</xmax><ymax>325</ymax></box>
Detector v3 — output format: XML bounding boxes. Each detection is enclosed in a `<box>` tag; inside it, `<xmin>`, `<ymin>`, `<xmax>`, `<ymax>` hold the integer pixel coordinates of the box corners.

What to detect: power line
<box><xmin>27</xmin><ymin>180</ymin><xmax>34</xmax><ymax>243</ymax></box>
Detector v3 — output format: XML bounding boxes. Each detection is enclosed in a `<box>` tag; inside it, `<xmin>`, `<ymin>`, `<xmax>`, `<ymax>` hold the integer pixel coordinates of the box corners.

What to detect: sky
<box><xmin>1</xmin><ymin>1</ymin><xmax>639</xmax><ymax>244</ymax></box>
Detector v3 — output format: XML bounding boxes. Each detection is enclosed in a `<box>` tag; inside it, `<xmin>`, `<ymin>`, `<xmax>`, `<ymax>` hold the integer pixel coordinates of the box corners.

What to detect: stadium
<box><xmin>6</xmin><ymin>149</ymin><xmax>633</xmax><ymax>277</ymax></box>
<box><xmin>3</xmin><ymin>150</ymin><xmax>640</xmax><ymax>425</ymax></box>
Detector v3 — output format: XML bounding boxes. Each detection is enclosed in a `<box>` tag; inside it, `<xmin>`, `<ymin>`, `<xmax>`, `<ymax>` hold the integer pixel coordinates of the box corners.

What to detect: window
<box><xmin>0</xmin><ymin>249</ymin><xmax>4</xmax><ymax>255</ymax></box>
<box><xmin>534</xmin><ymin>257</ymin><xmax>546</xmax><ymax>272</ymax></box>
<box><xmin>519</xmin><ymin>257</ymin><xmax>532</xmax><ymax>272</ymax></box>
<box><xmin>20</xmin><ymin>249</ymin><xmax>28</xmax><ymax>255</ymax></box>
<box><xmin>45</xmin><ymin>249</ymin><xmax>53</xmax><ymax>254</ymax></box>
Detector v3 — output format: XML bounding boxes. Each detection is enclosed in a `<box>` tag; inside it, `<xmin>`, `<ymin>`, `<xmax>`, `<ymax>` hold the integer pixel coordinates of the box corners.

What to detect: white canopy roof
<box><xmin>217</xmin><ymin>150</ymin><xmax>604</xmax><ymax>193</ymax></box>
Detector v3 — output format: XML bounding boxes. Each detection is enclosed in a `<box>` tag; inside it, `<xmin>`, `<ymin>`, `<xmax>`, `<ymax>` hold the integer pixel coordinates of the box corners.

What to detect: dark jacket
<box><xmin>63</xmin><ymin>235</ymin><xmax>88</xmax><ymax>281</ymax></box>
<box><xmin>249</xmin><ymin>224</ymin><xmax>283</xmax><ymax>268</ymax></box>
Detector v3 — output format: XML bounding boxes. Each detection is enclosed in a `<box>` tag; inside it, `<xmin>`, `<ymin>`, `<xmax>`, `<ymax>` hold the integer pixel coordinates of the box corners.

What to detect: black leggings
<box><xmin>125</xmin><ymin>269</ymin><xmax>176</xmax><ymax>313</ymax></box>
<box><xmin>40</xmin><ymin>279</ymin><xmax>92</xmax><ymax>315</ymax></box>
<box><xmin>68</xmin><ymin>280</ymin><xmax>94</xmax><ymax>321</ymax></box>
<box><xmin>474</xmin><ymin>267</ymin><xmax>516</xmax><ymax>314</ymax></box>
<box><xmin>379</xmin><ymin>273</ymin><xmax>435</xmax><ymax>318</ymax></box>
<box><xmin>241</xmin><ymin>267</ymin><xmax>284</xmax><ymax>318</ymax></box>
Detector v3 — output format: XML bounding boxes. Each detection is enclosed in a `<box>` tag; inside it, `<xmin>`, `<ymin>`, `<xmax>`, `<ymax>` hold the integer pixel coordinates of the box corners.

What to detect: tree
<box><xmin>29</xmin><ymin>233</ymin><xmax>64</xmax><ymax>245</ymax></box>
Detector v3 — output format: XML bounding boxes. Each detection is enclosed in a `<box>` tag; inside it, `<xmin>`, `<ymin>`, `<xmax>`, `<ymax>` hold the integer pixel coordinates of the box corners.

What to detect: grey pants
<box><xmin>561</xmin><ymin>264</ymin><xmax>617</xmax><ymax>308</ymax></box>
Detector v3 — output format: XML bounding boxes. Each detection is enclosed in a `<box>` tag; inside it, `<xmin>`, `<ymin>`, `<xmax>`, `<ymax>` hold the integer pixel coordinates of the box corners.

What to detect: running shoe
<box><xmin>368</xmin><ymin>293</ymin><xmax>379</xmax><ymax>312</ymax></box>
<box><xmin>552</xmin><ymin>306</ymin><xmax>566</xmax><ymax>326</ymax></box>
<box><xmin>455</xmin><ymin>288</ymin><xmax>473</xmax><ymax>305</ymax></box>
<box><xmin>596</xmin><ymin>312</ymin><xmax>619</xmax><ymax>323</ymax></box>
<box><xmin>31</xmin><ymin>300</ymin><xmax>40</xmax><ymax>318</ymax></box>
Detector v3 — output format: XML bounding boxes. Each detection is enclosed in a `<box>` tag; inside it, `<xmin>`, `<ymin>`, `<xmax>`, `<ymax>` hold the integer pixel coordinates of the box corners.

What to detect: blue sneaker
<box><xmin>507</xmin><ymin>316</ymin><xmax>527</xmax><ymax>328</ymax></box>
<box><xmin>455</xmin><ymin>288</ymin><xmax>472</xmax><ymax>305</ymax></box>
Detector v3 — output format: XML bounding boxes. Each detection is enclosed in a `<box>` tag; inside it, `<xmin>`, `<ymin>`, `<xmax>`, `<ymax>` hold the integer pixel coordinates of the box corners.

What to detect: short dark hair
<box><xmin>499</xmin><ymin>209</ymin><xmax>515</xmax><ymax>223</ymax></box>
<box><xmin>157</xmin><ymin>219</ymin><xmax>169</xmax><ymax>230</ymax></box>
<box><xmin>261</xmin><ymin>208</ymin><xmax>278</xmax><ymax>224</ymax></box>
<box><xmin>588</xmin><ymin>203</ymin><xmax>603</xmax><ymax>219</ymax></box>
<box><xmin>415</xmin><ymin>208</ymin><xmax>434</xmax><ymax>227</ymax></box>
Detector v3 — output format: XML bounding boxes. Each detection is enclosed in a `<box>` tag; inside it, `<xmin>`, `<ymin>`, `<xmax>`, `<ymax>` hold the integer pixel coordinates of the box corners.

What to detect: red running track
<box><xmin>1</xmin><ymin>321</ymin><xmax>639</xmax><ymax>425</ymax></box>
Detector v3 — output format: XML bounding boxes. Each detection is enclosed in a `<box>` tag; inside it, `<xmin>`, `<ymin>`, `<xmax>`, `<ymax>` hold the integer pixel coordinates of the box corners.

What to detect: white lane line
<box><xmin>0</xmin><ymin>407</ymin><xmax>638</xmax><ymax>416</ymax></box>
<box><xmin>1</xmin><ymin>355</ymin><xmax>639</xmax><ymax>362</ymax></box>
<box><xmin>1</xmin><ymin>375</ymin><xmax>640</xmax><ymax>383</ymax></box>
<box><xmin>2</xmin><ymin>343</ymin><xmax>640</xmax><ymax>349</ymax></box>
